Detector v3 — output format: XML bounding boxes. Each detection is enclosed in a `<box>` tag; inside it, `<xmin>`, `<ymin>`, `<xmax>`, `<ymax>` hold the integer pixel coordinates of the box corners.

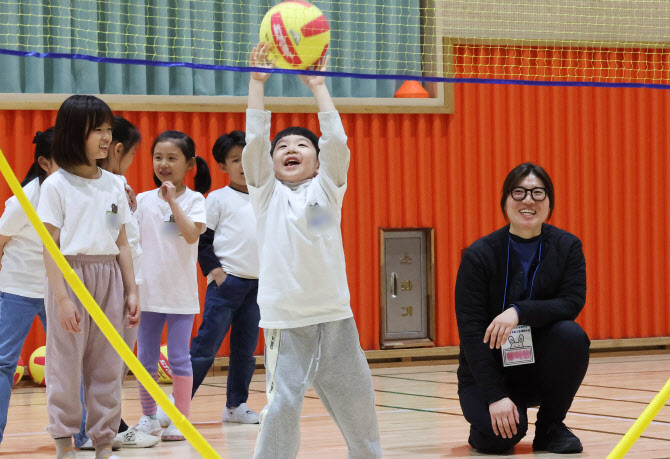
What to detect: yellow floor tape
<box><xmin>0</xmin><ymin>148</ymin><xmax>221</xmax><ymax>458</ymax></box>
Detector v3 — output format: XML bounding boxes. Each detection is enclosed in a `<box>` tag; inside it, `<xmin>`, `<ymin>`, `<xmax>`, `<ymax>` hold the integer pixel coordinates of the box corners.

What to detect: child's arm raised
<box><xmin>160</xmin><ymin>181</ymin><xmax>205</xmax><ymax>244</ymax></box>
<box><xmin>248</xmin><ymin>42</ymin><xmax>274</xmax><ymax>111</ymax></box>
<box><xmin>243</xmin><ymin>42</ymin><xmax>276</xmax><ymax>208</ymax></box>
<box><xmin>116</xmin><ymin>226</ymin><xmax>140</xmax><ymax>327</ymax></box>
<box><xmin>299</xmin><ymin>56</ymin><xmax>335</xmax><ymax>112</ymax></box>
<box><xmin>43</xmin><ymin>224</ymin><xmax>81</xmax><ymax>333</ymax></box>
<box><xmin>300</xmin><ymin>58</ymin><xmax>350</xmax><ymax>191</ymax></box>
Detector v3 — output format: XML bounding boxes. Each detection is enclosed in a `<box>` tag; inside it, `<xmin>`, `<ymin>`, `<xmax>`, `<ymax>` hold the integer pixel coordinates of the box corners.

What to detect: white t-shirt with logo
<box><xmin>205</xmin><ymin>186</ymin><xmax>259</xmax><ymax>283</ymax></box>
<box><xmin>37</xmin><ymin>169</ymin><xmax>131</xmax><ymax>256</ymax></box>
<box><xmin>136</xmin><ymin>187</ymin><xmax>206</xmax><ymax>314</ymax></box>
<box><xmin>0</xmin><ymin>178</ymin><xmax>45</xmax><ymax>298</ymax></box>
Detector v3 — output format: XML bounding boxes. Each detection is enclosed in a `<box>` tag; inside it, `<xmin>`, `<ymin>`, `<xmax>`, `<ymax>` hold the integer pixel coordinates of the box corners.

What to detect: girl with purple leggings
<box><xmin>133</xmin><ymin>131</ymin><xmax>210</xmax><ymax>441</ymax></box>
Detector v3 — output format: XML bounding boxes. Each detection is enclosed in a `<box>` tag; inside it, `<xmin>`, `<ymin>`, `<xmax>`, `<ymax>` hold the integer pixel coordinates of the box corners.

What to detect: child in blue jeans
<box><xmin>156</xmin><ymin>131</ymin><xmax>261</xmax><ymax>426</ymax></box>
<box><xmin>0</xmin><ymin>128</ymin><xmax>57</xmax><ymax>445</ymax></box>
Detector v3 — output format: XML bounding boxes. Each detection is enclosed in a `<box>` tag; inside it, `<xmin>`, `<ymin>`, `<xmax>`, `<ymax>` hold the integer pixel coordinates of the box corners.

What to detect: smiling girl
<box><xmin>133</xmin><ymin>131</ymin><xmax>209</xmax><ymax>441</ymax></box>
<box><xmin>37</xmin><ymin>95</ymin><xmax>139</xmax><ymax>459</ymax></box>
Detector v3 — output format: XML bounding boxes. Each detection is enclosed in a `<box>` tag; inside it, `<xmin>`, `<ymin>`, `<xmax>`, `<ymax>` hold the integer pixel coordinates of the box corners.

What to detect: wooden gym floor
<box><xmin>2</xmin><ymin>351</ymin><xmax>670</xmax><ymax>458</ymax></box>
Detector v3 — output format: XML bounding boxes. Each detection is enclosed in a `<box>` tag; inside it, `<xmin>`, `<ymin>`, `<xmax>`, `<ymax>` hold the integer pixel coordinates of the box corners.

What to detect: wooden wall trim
<box><xmin>0</xmin><ymin>89</ymin><xmax>454</xmax><ymax>114</ymax></box>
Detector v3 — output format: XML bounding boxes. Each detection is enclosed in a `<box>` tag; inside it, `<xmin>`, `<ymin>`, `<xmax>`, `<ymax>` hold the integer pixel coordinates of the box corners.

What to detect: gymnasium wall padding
<box><xmin>2</xmin><ymin>82</ymin><xmax>669</xmax><ymax>364</ymax></box>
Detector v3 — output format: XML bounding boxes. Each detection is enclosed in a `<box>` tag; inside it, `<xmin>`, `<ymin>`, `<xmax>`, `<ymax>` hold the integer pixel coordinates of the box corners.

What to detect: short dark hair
<box><xmin>270</xmin><ymin>126</ymin><xmax>320</xmax><ymax>157</ymax></box>
<box><xmin>500</xmin><ymin>162</ymin><xmax>555</xmax><ymax>220</ymax></box>
<box><xmin>151</xmin><ymin>130</ymin><xmax>211</xmax><ymax>194</ymax></box>
<box><xmin>212</xmin><ymin>130</ymin><xmax>245</xmax><ymax>164</ymax></box>
<box><xmin>52</xmin><ymin>95</ymin><xmax>113</xmax><ymax>170</ymax></box>
<box><xmin>112</xmin><ymin>115</ymin><xmax>141</xmax><ymax>154</ymax></box>
<box><xmin>21</xmin><ymin>127</ymin><xmax>55</xmax><ymax>186</ymax></box>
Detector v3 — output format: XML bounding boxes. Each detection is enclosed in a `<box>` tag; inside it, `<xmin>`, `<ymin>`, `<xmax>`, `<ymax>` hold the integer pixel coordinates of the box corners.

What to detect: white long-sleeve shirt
<box><xmin>242</xmin><ymin>109</ymin><xmax>353</xmax><ymax>329</ymax></box>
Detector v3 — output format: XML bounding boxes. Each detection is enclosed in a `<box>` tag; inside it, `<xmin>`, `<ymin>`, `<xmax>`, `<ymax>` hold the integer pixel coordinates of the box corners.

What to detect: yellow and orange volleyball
<box><xmin>158</xmin><ymin>344</ymin><xmax>172</xmax><ymax>384</ymax></box>
<box><xmin>260</xmin><ymin>1</ymin><xmax>330</xmax><ymax>70</ymax></box>
<box><xmin>13</xmin><ymin>357</ymin><xmax>25</xmax><ymax>386</ymax></box>
<box><xmin>29</xmin><ymin>346</ymin><xmax>46</xmax><ymax>386</ymax></box>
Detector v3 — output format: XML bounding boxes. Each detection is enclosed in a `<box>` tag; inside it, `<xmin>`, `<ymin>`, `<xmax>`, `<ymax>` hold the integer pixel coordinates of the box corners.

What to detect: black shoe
<box><xmin>533</xmin><ymin>422</ymin><xmax>583</xmax><ymax>453</ymax></box>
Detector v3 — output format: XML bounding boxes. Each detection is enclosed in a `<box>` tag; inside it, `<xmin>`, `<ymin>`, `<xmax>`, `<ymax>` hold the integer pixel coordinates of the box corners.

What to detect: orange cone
<box><xmin>394</xmin><ymin>80</ymin><xmax>429</xmax><ymax>98</ymax></box>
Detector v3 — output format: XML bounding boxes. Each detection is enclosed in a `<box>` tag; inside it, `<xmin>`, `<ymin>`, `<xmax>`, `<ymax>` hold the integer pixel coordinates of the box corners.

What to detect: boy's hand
<box><xmin>125</xmin><ymin>292</ymin><xmax>140</xmax><ymax>328</ymax></box>
<box><xmin>299</xmin><ymin>55</ymin><xmax>329</xmax><ymax>90</ymax></box>
<box><xmin>250</xmin><ymin>42</ymin><xmax>275</xmax><ymax>83</ymax></box>
<box><xmin>210</xmin><ymin>267</ymin><xmax>227</xmax><ymax>286</ymax></box>
<box><xmin>160</xmin><ymin>181</ymin><xmax>177</xmax><ymax>203</ymax></box>
<box><xmin>57</xmin><ymin>298</ymin><xmax>82</xmax><ymax>333</ymax></box>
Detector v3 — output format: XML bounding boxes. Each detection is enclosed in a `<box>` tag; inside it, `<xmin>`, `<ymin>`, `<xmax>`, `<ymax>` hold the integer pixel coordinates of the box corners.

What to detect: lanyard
<box><xmin>501</xmin><ymin>233</ymin><xmax>542</xmax><ymax>312</ymax></box>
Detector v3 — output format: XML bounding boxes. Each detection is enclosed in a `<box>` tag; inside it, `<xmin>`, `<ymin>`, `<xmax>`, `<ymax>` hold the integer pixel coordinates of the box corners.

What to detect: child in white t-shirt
<box><xmin>74</xmin><ymin>115</ymin><xmax>159</xmax><ymax>451</ymax></box>
<box><xmin>190</xmin><ymin>131</ymin><xmax>261</xmax><ymax>422</ymax></box>
<box><xmin>133</xmin><ymin>131</ymin><xmax>209</xmax><ymax>442</ymax></box>
<box><xmin>244</xmin><ymin>43</ymin><xmax>382</xmax><ymax>458</ymax></box>
<box><xmin>0</xmin><ymin>128</ymin><xmax>58</xmax><ymax>446</ymax></box>
<box><xmin>37</xmin><ymin>95</ymin><xmax>139</xmax><ymax>459</ymax></box>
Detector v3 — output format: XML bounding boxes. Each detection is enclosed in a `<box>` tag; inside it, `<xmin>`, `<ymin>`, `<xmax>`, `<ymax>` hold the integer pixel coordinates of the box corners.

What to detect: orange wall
<box><xmin>3</xmin><ymin>82</ymin><xmax>670</xmax><ymax>364</ymax></box>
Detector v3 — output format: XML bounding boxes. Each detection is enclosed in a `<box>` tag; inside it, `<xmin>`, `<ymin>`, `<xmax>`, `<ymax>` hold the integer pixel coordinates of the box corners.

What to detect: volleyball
<box><xmin>158</xmin><ymin>344</ymin><xmax>172</xmax><ymax>384</ymax></box>
<box><xmin>259</xmin><ymin>1</ymin><xmax>330</xmax><ymax>70</ymax></box>
<box><xmin>13</xmin><ymin>357</ymin><xmax>25</xmax><ymax>386</ymax></box>
<box><xmin>29</xmin><ymin>346</ymin><xmax>46</xmax><ymax>386</ymax></box>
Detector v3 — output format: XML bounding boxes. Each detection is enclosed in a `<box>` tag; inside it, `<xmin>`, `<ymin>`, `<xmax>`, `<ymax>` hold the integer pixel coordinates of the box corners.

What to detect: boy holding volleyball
<box><xmin>244</xmin><ymin>43</ymin><xmax>382</xmax><ymax>459</ymax></box>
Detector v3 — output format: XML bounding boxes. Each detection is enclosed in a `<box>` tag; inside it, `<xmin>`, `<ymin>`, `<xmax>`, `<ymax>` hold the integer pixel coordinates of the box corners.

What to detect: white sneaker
<box><xmin>222</xmin><ymin>403</ymin><xmax>260</xmax><ymax>424</ymax></box>
<box><xmin>161</xmin><ymin>421</ymin><xmax>185</xmax><ymax>441</ymax></box>
<box><xmin>114</xmin><ymin>427</ymin><xmax>160</xmax><ymax>448</ymax></box>
<box><xmin>134</xmin><ymin>415</ymin><xmax>162</xmax><ymax>436</ymax></box>
<box><xmin>77</xmin><ymin>438</ymin><xmax>94</xmax><ymax>450</ymax></box>
<box><xmin>156</xmin><ymin>393</ymin><xmax>174</xmax><ymax>428</ymax></box>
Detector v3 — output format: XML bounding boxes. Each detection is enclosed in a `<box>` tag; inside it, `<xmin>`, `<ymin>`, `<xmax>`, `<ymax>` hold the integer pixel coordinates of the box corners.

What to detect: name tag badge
<box><xmin>306</xmin><ymin>203</ymin><xmax>334</xmax><ymax>236</ymax></box>
<box><xmin>105</xmin><ymin>203</ymin><xmax>120</xmax><ymax>228</ymax></box>
<box><xmin>502</xmin><ymin>325</ymin><xmax>535</xmax><ymax>367</ymax></box>
<box><xmin>162</xmin><ymin>213</ymin><xmax>183</xmax><ymax>236</ymax></box>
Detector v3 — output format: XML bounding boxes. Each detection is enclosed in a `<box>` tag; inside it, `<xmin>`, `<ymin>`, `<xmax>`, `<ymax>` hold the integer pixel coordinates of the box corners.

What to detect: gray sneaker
<box><xmin>222</xmin><ymin>403</ymin><xmax>260</xmax><ymax>424</ymax></box>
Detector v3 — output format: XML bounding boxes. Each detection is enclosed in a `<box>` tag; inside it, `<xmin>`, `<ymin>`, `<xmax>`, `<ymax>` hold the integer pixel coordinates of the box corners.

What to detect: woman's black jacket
<box><xmin>455</xmin><ymin>223</ymin><xmax>586</xmax><ymax>405</ymax></box>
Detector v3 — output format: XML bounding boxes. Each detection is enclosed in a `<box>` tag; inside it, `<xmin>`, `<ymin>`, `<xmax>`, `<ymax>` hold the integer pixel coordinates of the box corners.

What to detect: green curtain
<box><xmin>0</xmin><ymin>0</ymin><xmax>422</xmax><ymax>97</ymax></box>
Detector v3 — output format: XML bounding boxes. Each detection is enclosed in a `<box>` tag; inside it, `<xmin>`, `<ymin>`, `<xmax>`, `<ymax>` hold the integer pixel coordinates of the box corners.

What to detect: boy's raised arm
<box><xmin>248</xmin><ymin>43</ymin><xmax>270</xmax><ymax>111</ymax></box>
<box><xmin>243</xmin><ymin>43</ymin><xmax>274</xmax><ymax>191</ymax></box>
<box><xmin>300</xmin><ymin>58</ymin><xmax>350</xmax><ymax>189</ymax></box>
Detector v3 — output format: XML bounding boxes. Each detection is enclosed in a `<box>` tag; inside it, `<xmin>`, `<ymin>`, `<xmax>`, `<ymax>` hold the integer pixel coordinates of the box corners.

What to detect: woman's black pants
<box><xmin>458</xmin><ymin>320</ymin><xmax>590</xmax><ymax>454</ymax></box>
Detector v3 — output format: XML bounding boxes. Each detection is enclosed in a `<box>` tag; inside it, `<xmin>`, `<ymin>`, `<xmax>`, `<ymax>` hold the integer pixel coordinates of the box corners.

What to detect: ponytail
<box><xmin>20</xmin><ymin>163</ymin><xmax>43</xmax><ymax>187</ymax></box>
<box><xmin>193</xmin><ymin>156</ymin><xmax>211</xmax><ymax>194</ymax></box>
<box><xmin>21</xmin><ymin>128</ymin><xmax>55</xmax><ymax>186</ymax></box>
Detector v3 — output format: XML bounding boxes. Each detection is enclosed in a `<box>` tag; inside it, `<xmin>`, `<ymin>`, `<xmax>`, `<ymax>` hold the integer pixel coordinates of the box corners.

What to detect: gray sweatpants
<box><xmin>45</xmin><ymin>255</ymin><xmax>124</xmax><ymax>447</ymax></box>
<box><xmin>254</xmin><ymin>317</ymin><xmax>382</xmax><ymax>459</ymax></box>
